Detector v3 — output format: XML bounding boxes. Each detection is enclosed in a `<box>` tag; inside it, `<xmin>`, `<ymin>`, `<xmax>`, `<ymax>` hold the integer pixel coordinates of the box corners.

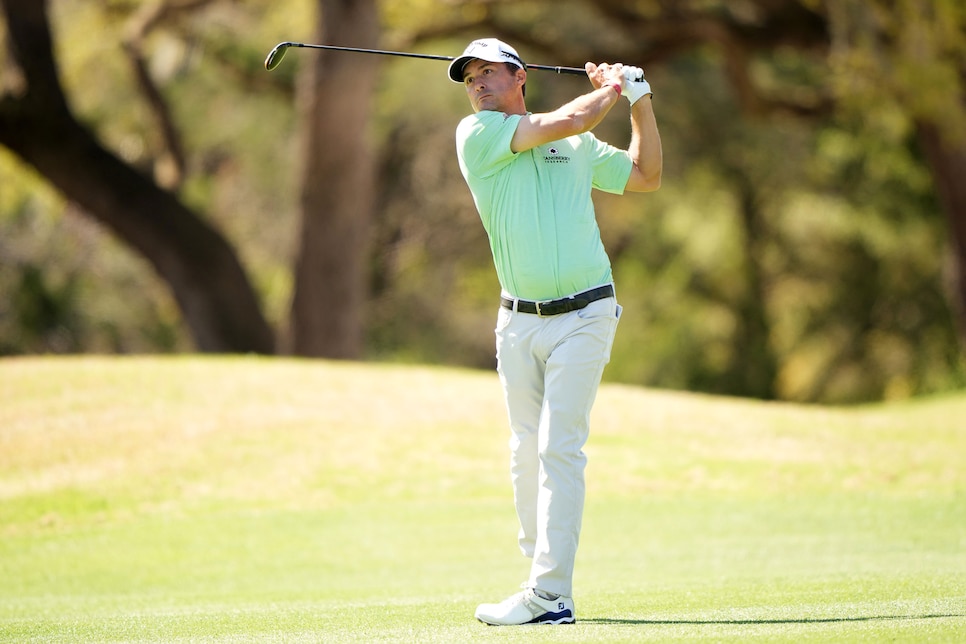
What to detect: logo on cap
<box><xmin>447</xmin><ymin>38</ymin><xmax>525</xmax><ymax>83</ymax></box>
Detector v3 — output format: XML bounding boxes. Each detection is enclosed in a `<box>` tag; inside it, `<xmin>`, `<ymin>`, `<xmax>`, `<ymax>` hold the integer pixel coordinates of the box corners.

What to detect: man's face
<box><xmin>462</xmin><ymin>59</ymin><xmax>524</xmax><ymax>113</ymax></box>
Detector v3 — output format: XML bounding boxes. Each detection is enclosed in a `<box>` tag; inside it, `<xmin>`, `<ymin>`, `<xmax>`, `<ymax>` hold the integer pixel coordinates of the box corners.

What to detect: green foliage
<box><xmin>827</xmin><ymin>0</ymin><xmax>966</xmax><ymax>142</ymax></box>
<box><xmin>1</xmin><ymin>1</ymin><xmax>309</xmax><ymax>354</ymax></box>
<box><xmin>774</xmin><ymin>111</ymin><xmax>964</xmax><ymax>402</ymax></box>
<box><xmin>1</xmin><ymin>1</ymin><xmax>964</xmax><ymax>403</ymax></box>
<box><xmin>600</xmin><ymin>47</ymin><xmax>965</xmax><ymax>403</ymax></box>
<box><xmin>0</xmin><ymin>151</ymin><xmax>186</xmax><ymax>353</ymax></box>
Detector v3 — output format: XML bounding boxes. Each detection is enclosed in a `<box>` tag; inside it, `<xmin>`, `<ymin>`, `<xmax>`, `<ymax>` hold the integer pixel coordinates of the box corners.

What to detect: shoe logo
<box><xmin>558</xmin><ymin>602</ymin><xmax>565</xmax><ymax>610</ymax></box>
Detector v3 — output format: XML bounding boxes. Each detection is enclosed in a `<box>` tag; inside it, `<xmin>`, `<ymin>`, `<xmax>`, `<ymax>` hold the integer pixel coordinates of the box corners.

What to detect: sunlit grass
<box><xmin>1</xmin><ymin>356</ymin><xmax>964</xmax><ymax>642</ymax></box>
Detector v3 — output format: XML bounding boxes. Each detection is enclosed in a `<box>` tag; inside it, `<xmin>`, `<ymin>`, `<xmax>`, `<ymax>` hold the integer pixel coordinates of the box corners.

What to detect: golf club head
<box><xmin>264</xmin><ymin>42</ymin><xmax>292</xmax><ymax>71</ymax></box>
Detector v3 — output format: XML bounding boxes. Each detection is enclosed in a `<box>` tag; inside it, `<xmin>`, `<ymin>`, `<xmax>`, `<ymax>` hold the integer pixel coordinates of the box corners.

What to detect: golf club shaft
<box><xmin>264</xmin><ymin>41</ymin><xmax>586</xmax><ymax>76</ymax></box>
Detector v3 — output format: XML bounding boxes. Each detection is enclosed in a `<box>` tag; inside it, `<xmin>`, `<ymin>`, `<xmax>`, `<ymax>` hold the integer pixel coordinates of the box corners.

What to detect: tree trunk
<box><xmin>731</xmin><ymin>174</ymin><xmax>778</xmax><ymax>399</ymax></box>
<box><xmin>917</xmin><ymin>121</ymin><xmax>966</xmax><ymax>346</ymax></box>
<box><xmin>289</xmin><ymin>0</ymin><xmax>379</xmax><ymax>358</ymax></box>
<box><xmin>0</xmin><ymin>0</ymin><xmax>274</xmax><ymax>353</ymax></box>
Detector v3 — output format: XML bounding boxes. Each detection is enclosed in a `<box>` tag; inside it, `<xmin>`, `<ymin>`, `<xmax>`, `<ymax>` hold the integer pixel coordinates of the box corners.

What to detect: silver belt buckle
<box><xmin>535</xmin><ymin>299</ymin><xmax>551</xmax><ymax>317</ymax></box>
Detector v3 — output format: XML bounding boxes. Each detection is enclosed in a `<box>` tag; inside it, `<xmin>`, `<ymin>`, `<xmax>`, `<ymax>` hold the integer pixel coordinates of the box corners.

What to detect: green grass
<box><xmin>1</xmin><ymin>355</ymin><xmax>964</xmax><ymax>642</ymax></box>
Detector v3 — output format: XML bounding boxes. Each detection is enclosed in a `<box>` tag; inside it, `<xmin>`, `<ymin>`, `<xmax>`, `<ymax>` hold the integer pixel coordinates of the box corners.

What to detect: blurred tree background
<box><xmin>1</xmin><ymin>0</ymin><xmax>964</xmax><ymax>404</ymax></box>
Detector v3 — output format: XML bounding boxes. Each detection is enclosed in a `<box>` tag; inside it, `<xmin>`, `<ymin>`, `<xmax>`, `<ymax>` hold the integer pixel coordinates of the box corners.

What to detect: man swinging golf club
<box><xmin>449</xmin><ymin>38</ymin><xmax>663</xmax><ymax>625</ymax></box>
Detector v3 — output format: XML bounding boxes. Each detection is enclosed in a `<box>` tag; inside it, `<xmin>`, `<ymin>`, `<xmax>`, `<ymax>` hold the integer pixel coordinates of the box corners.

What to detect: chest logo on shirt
<box><xmin>544</xmin><ymin>147</ymin><xmax>571</xmax><ymax>164</ymax></box>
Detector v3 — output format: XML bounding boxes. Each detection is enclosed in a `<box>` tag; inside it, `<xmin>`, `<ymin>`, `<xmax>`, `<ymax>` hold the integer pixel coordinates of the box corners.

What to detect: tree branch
<box><xmin>120</xmin><ymin>0</ymin><xmax>216</xmax><ymax>188</ymax></box>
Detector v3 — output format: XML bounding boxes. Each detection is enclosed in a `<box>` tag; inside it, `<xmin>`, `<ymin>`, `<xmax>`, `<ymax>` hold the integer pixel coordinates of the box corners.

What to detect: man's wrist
<box><xmin>604</xmin><ymin>82</ymin><xmax>622</xmax><ymax>98</ymax></box>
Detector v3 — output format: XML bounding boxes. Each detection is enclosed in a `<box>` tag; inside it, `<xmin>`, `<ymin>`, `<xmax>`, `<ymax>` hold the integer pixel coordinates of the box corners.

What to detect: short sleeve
<box><xmin>456</xmin><ymin>111</ymin><xmax>523</xmax><ymax>179</ymax></box>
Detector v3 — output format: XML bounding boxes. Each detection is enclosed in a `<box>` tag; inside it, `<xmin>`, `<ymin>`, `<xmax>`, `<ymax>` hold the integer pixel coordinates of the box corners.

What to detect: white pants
<box><xmin>494</xmin><ymin>293</ymin><xmax>621</xmax><ymax>597</ymax></box>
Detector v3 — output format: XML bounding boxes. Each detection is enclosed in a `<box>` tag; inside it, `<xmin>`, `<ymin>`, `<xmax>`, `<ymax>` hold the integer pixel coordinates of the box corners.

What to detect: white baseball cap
<box><xmin>447</xmin><ymin>38</ymin><xmax>525</xmax><ymax>83</ymax></box>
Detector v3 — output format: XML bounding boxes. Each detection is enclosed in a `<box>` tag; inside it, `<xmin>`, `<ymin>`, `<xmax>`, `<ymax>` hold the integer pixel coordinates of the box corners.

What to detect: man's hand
<box><xmin>623</xmin><ymin>66</ymin><xmax>652</xmax><ymax>105</ymax></box>
<box><xmin>585</xmin><ymin>62</ymin><xmax>628</xmax><ymax>92</ymax></box>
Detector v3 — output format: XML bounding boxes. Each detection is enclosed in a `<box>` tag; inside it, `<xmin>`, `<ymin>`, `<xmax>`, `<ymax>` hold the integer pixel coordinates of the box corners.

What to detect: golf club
<box><xmin>264</xmin><ymin>41</ymin><xmax>588</xmax><ymax>76</ymax></box>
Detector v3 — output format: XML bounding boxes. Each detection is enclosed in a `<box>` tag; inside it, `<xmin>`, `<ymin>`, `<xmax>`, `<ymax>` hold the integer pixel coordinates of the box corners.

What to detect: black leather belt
<box><xmin>501</xmin><ymin>284</ymin><xmax>615</xmax><ymax>317</ymax></box>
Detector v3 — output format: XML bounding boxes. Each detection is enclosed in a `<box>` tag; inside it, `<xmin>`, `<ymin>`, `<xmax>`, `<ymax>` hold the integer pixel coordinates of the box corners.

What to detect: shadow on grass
<box><xmin>583</xmin><ymin>613</ymin><xmax>964</xmax><ymax>625</ymax></box>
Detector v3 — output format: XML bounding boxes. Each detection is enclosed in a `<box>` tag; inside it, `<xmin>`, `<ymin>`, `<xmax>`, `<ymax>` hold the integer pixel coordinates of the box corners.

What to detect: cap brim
<box><xmin>447</xmin><ymin>55</ymin><xmax>475</xmax><ymax>83</ymax></box>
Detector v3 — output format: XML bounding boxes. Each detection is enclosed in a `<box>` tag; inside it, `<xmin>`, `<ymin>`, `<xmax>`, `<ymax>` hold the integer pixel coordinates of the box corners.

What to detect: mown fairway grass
<box><xmin>1</xmin><ymin>356</ymin><xmax>964</xmax><ymax>642</ymax></box>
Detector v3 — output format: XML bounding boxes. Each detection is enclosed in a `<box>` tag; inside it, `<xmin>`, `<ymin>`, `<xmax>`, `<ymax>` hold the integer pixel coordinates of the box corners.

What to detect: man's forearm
<box><xmin>629</xmin><ymin>96</ymin><xmax>663</xmax><ymax>191</ymax></box>
<box><xmin>557</xmin><ymin>84</ymin><xmax>623</xmax><ymax>134</ymax></box>
<box><xmin>512</xmin><ymin>84</ymin><xmax>621</xmax><ymax>153</ymax></box>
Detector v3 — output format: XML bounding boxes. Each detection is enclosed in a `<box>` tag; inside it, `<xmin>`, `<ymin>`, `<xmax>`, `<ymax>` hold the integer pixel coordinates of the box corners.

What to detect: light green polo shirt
<box><xmin>456</xmin><ymin>110</ymin><xmax>632</xmax><ymax>301</ymax></box>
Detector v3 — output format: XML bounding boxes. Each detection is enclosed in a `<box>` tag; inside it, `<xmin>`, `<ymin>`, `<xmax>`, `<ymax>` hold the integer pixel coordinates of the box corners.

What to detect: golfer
<box><xmin>448</xmin><ymin>38</ymin><xmax>663</xmax><ymax>625</ymax></box>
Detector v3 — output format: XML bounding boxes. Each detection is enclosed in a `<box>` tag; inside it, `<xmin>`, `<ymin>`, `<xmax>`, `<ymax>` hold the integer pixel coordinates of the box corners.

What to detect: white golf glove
<box><xmin>623</xmin><ymin>66</ymin><xmax>652</xmax><ymax>104</ymax></box>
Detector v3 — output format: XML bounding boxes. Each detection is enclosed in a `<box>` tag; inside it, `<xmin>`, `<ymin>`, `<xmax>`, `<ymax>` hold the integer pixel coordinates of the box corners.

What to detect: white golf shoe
<box><xmin>474</xmin><ymin>588</ymin><xmax>576</xmax><ymax>625</ymax></box>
